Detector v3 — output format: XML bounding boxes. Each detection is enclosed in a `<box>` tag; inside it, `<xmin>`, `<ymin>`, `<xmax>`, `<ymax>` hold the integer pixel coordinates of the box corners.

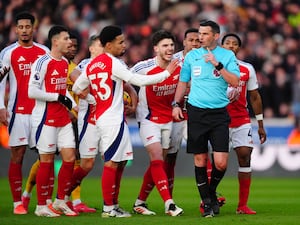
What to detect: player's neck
<box><xmin>50</xmin><ymin>49</ymin><xmax>64</xmax><ymax>60</ymax></box>
<box><xmin>18</xmin><ymin>40</ymin><xmax>33</xmax><ymax>47</ymax></box>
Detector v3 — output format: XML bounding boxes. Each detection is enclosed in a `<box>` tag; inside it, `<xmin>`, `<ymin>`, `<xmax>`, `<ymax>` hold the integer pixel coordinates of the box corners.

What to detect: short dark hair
<box><xmin>151</xmin><ymin>30</ymin><xmax>175</xmax><ymax>46</ymax></box>
<box><xmin>15</xmin><ymin>11</ymin><xmax>35</xmax><ymax>25</ymax></box>
<box><xmin>88</xmin><ymin>35</ymin><xmax>100</xmax><ymax>47</ymax></box>
<box><xmin>48</xmin><ymin>25</ymin><xmax>69</xmax><ymax>43</ymax></box>
<box><xmin>99</xmin><ymin>25</ymin><xmax>122</xmax><ymax>47</ymax></box>
<box><xmin>184</xmin><ymin>28</ymin><xmax>198</xmax><ymax>38</ymax></box>
<box><xmin>200</xmin><ymin>20</ymin><xmax>220</xmax><ymax>34</ymax></box>
<box><xmin>69</xmin><ymin>30</ymin><xmax>82</xmax><ymax>50</ymax></box>
<box><xmin>221</xmin><ymin>33</ymin><xmax>242</xmax><ymax>47</ymax></box>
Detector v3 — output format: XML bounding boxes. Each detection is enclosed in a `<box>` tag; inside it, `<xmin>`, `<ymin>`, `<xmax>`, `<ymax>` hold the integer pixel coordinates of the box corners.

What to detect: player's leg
<box><xmin>9</xmin><ymin>145</ymin><xmax>27</xmax><ymax>214</ymax></box>
<box><xmin>165</xmin><ymin>120</ymin><xmax>185</xmax><ymax>196</ymax></box>
<box><xmin>232</xmin><ymin>124</ymin><xmax>256</xmax><ymax>214</ymax></box>
<box><xmin>133</xmin><ymin>167</ymin><xmax>156</xmax><ymax>215</ymax></box>
<box><xmin>34</xmin><ymin>125</ymin><xmax>60</xmax><ymax>217</ymax></box>
<box><xmin>70</xmin><ymin>121</ymin><xmax>82</xmax><ymax>208</ymax></box>
<box><xmin>22</xmin><ymin>158</ymin><xmax>40</xmax><ymax>211</ymax></box>
<box><xmin>235</xmin><ymin>146</ymin><xmax>256</xmax><ymax>214</ymax></box>
<box><xmin>70</xmin><ymin>158</ymin><xmax>96</xmax><ymax>213</ymax></box>
<box><xmin>101</xmin><ymin>122</ymin><xmax>132</xmax><ymax>218</ymax></box>
<box><xmin>51</xmin><ymin>123</ymin><xmax>77</xmax><ymax>216</ymax></box>
<box><xmin>8</xmin><ymin>114</ymin><xmax>31</xmax><ymax>214</ymax></box>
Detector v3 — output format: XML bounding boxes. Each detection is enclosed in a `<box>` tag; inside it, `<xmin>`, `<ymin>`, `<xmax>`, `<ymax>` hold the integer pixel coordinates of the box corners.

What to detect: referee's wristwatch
<box><xmin>215</xmin><ymin>62</ymin><xmax>224</xmax><ymax>71</ymax></box>
<box><xmin>171</xmin><ymin>100</ymin><xmax>180</xmax><ymax>108</ymax></box>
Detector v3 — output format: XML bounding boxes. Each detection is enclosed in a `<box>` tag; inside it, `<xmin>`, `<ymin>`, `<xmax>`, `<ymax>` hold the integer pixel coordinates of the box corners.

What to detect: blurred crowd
<box><xmin>1</xmin><ymin>0</ymin><xmax>300</xmax><ymax>118</ymax></box>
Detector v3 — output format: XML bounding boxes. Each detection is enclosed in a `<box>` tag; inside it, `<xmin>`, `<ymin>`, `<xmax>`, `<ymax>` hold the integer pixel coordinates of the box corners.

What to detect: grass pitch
<box><xmin>0</xmin><ymin>176</ymin><xmax>299</xmax><ymax>225</ymax></box>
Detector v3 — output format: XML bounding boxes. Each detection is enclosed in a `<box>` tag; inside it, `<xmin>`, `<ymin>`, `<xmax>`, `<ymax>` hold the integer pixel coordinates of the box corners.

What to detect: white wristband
<box><xmin>255</xmin><ymin>114</ymin><xmax>263</xmax><ymax>121</ymax></box>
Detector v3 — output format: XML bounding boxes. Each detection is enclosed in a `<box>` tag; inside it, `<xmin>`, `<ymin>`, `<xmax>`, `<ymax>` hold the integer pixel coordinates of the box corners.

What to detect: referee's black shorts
<box><xmin>186</xmin><ymin>103</ymin><xmax>230</xmax><ymax>154</ymax></box>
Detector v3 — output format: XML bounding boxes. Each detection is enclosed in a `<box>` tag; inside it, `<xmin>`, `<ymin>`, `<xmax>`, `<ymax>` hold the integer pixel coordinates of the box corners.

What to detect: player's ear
<box><xmin>153</xmin><ymin>45</ymin><xmax>159</xmax><ymax>54</ymax></box>
<box><xmin>214</xmin><ymin>32</ymin><xmax>220</xmax><ymax>41</ymax></box>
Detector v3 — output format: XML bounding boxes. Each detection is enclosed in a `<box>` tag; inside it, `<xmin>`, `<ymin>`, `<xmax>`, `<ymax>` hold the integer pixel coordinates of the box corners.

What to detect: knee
<box><xmin>214</xmin><ymin>162</ymin><xmax>227</xmax><ymax>171</ymax></box>
<box><xmin>81</xmin><ymin>158</ymin><xmax>95</xmax><ymax>172</ymax></box>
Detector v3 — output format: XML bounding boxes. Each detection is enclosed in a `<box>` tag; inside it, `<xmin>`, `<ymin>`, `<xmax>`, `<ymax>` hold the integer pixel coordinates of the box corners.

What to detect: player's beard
<box><xmin>20</xmin><ymin>39</ymin><xmax>31</xmax><ymax>44</ymax></box>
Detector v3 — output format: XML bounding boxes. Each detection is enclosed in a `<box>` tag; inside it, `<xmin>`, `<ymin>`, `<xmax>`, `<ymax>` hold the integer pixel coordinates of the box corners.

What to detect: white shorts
<box><xmin>98</xmin><ymin>121</ymin><xmax>133</xmax><ymax>162</ymax></box>
<box><xmin>169</xmin><ymin>120</ymin><xmax>186</xmax><ymax>154</ymax></box>
<box><xmin>229</xmin><ymin>123</ymin><xmax>253</xmax><ymax>149</ymax></box>
<box><xmin>78</xmin><ymin>122</ymin><xmax>100</xmax><ymax>158</ymax></box>
<box><xmin>139</xmin><ymin>120</ymin><xmax>172</xmax><ymax>149</ymax></box>
<box><xmin>33</xmin><ymin>123</ymin><xmax>76</xmax><ymax>154</ymax></box>
<box><xmin>8</xmin><ymin>113</ymin><xmax>35</xmax><ymax>148</ymax></box>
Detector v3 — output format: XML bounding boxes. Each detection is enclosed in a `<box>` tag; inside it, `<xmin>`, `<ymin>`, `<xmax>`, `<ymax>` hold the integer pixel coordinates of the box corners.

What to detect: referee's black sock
<box><xmin>209</xmin><ymin>165</ymin><xmax>226</xmax><ymax>195</ymax></box>
<box><xmin>195</xmin><ymin>166</ymin><xmax>210</xmax><ymax>204</ymax></box>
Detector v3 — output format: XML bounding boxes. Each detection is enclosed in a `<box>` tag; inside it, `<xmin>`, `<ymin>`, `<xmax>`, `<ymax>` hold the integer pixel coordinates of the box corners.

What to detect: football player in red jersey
<box><xmin>72</xmin><ymin>25</ymin><xmax>179</xmax><ymax>218</ymax></box>
<box><xmin>221</xmin><ymin>33</ymin><xmax>266</xmax><ymax>214</ymax></box>
<box><xmin>0</xmin><ymin>11</ymin><xmax>48</xmax><ymax>215</ymax></box>
<box><xmin>28</xmin><ymin>25</ymin><xmax>78</xmax><ymax>217</ymax></box>
<box><xmin>131</xmin><ymin>30</ymin><xmax>183</xmax><ymax>217</ymax></box>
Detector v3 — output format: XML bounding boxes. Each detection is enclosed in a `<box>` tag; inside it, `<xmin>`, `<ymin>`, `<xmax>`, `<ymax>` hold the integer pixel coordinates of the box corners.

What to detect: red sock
<box><xmin>207</xmin><ymin>157</ymin><xmax>212</xmax><ymax>183</ymax></box>
<box><xmin>57</xmin><ymin>161</ymin><xmax>74</xmax><ymax>200</ymax></box>
<box><xmin>36</xmin><ymin>162</ymin><xmax>52</xmax><ymax>205</ymax></box>
<box><xmin>137</xmin><ymin>166</ymin><xmax>155</xmax><ymax>201</ymax></box>
<box><xmin>151</xmin><ymin>160</ymin><xmax>171</xmax><ymax>202</ymax></box>
<box><xmin>102</xmin><ymin>166</ymin><xmax>117</xmax><ymax>206</ymax></box>
<box><xmin>114</xmin><ymin>166</ymin><xmax>125</xmax><ymax>205</ymax></box>
<box><xmin>238</xmin><ymin>175</ymin><xmax>251</xmax><ymax>207</ymax></box>
<box><xmin>8</xmin><ymin>162</ymin><xmax>22</xmax><ymax>202</ymax></box>
<box><xmin>164</xmin><ymin>160</ymin><xmax>175</xmax><ymax>197</ymax></box>
<box><xmin>67</xmin><ymin>166</ymin><xmax>88</xmax><ymax>196</ymax></box>
<box><xmin>47</xmin><ymin>163</ymin><xmax>54</xmax><ymax>201</ymax></box>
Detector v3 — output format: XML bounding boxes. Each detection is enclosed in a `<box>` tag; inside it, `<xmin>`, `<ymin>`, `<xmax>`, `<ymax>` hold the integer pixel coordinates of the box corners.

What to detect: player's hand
<box><xmin>166</xmin><ymin>59</ymin><xmax>179</xmax><ymax>75</ymax></box>
<box><xmin>258</xmin><ymin>127</ymin><xmax>267</xmax><ymax>144</ymax></box>
<box><xmin>227</xmin><ymin>87</ymin><xmax>240</xmax><ymax>103</ymax></box>
<box><xmin>172</xmin><ymin>106</ymin><xmax>184</xmax><ymax>121</ymax></box>
<box><xmin>0</xmin><ymin>66</ymin><xmax>10</xmax><ymax>82</ymax></box>
<box><xmin>0</xmin><ymin>108</ymin><xmax>9</xmax><ymax>126</ymax></box>
<box><xmin>58</xmin><ymin>94</ymin><xmax>72</xmax><ymax>110</ymax></box>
